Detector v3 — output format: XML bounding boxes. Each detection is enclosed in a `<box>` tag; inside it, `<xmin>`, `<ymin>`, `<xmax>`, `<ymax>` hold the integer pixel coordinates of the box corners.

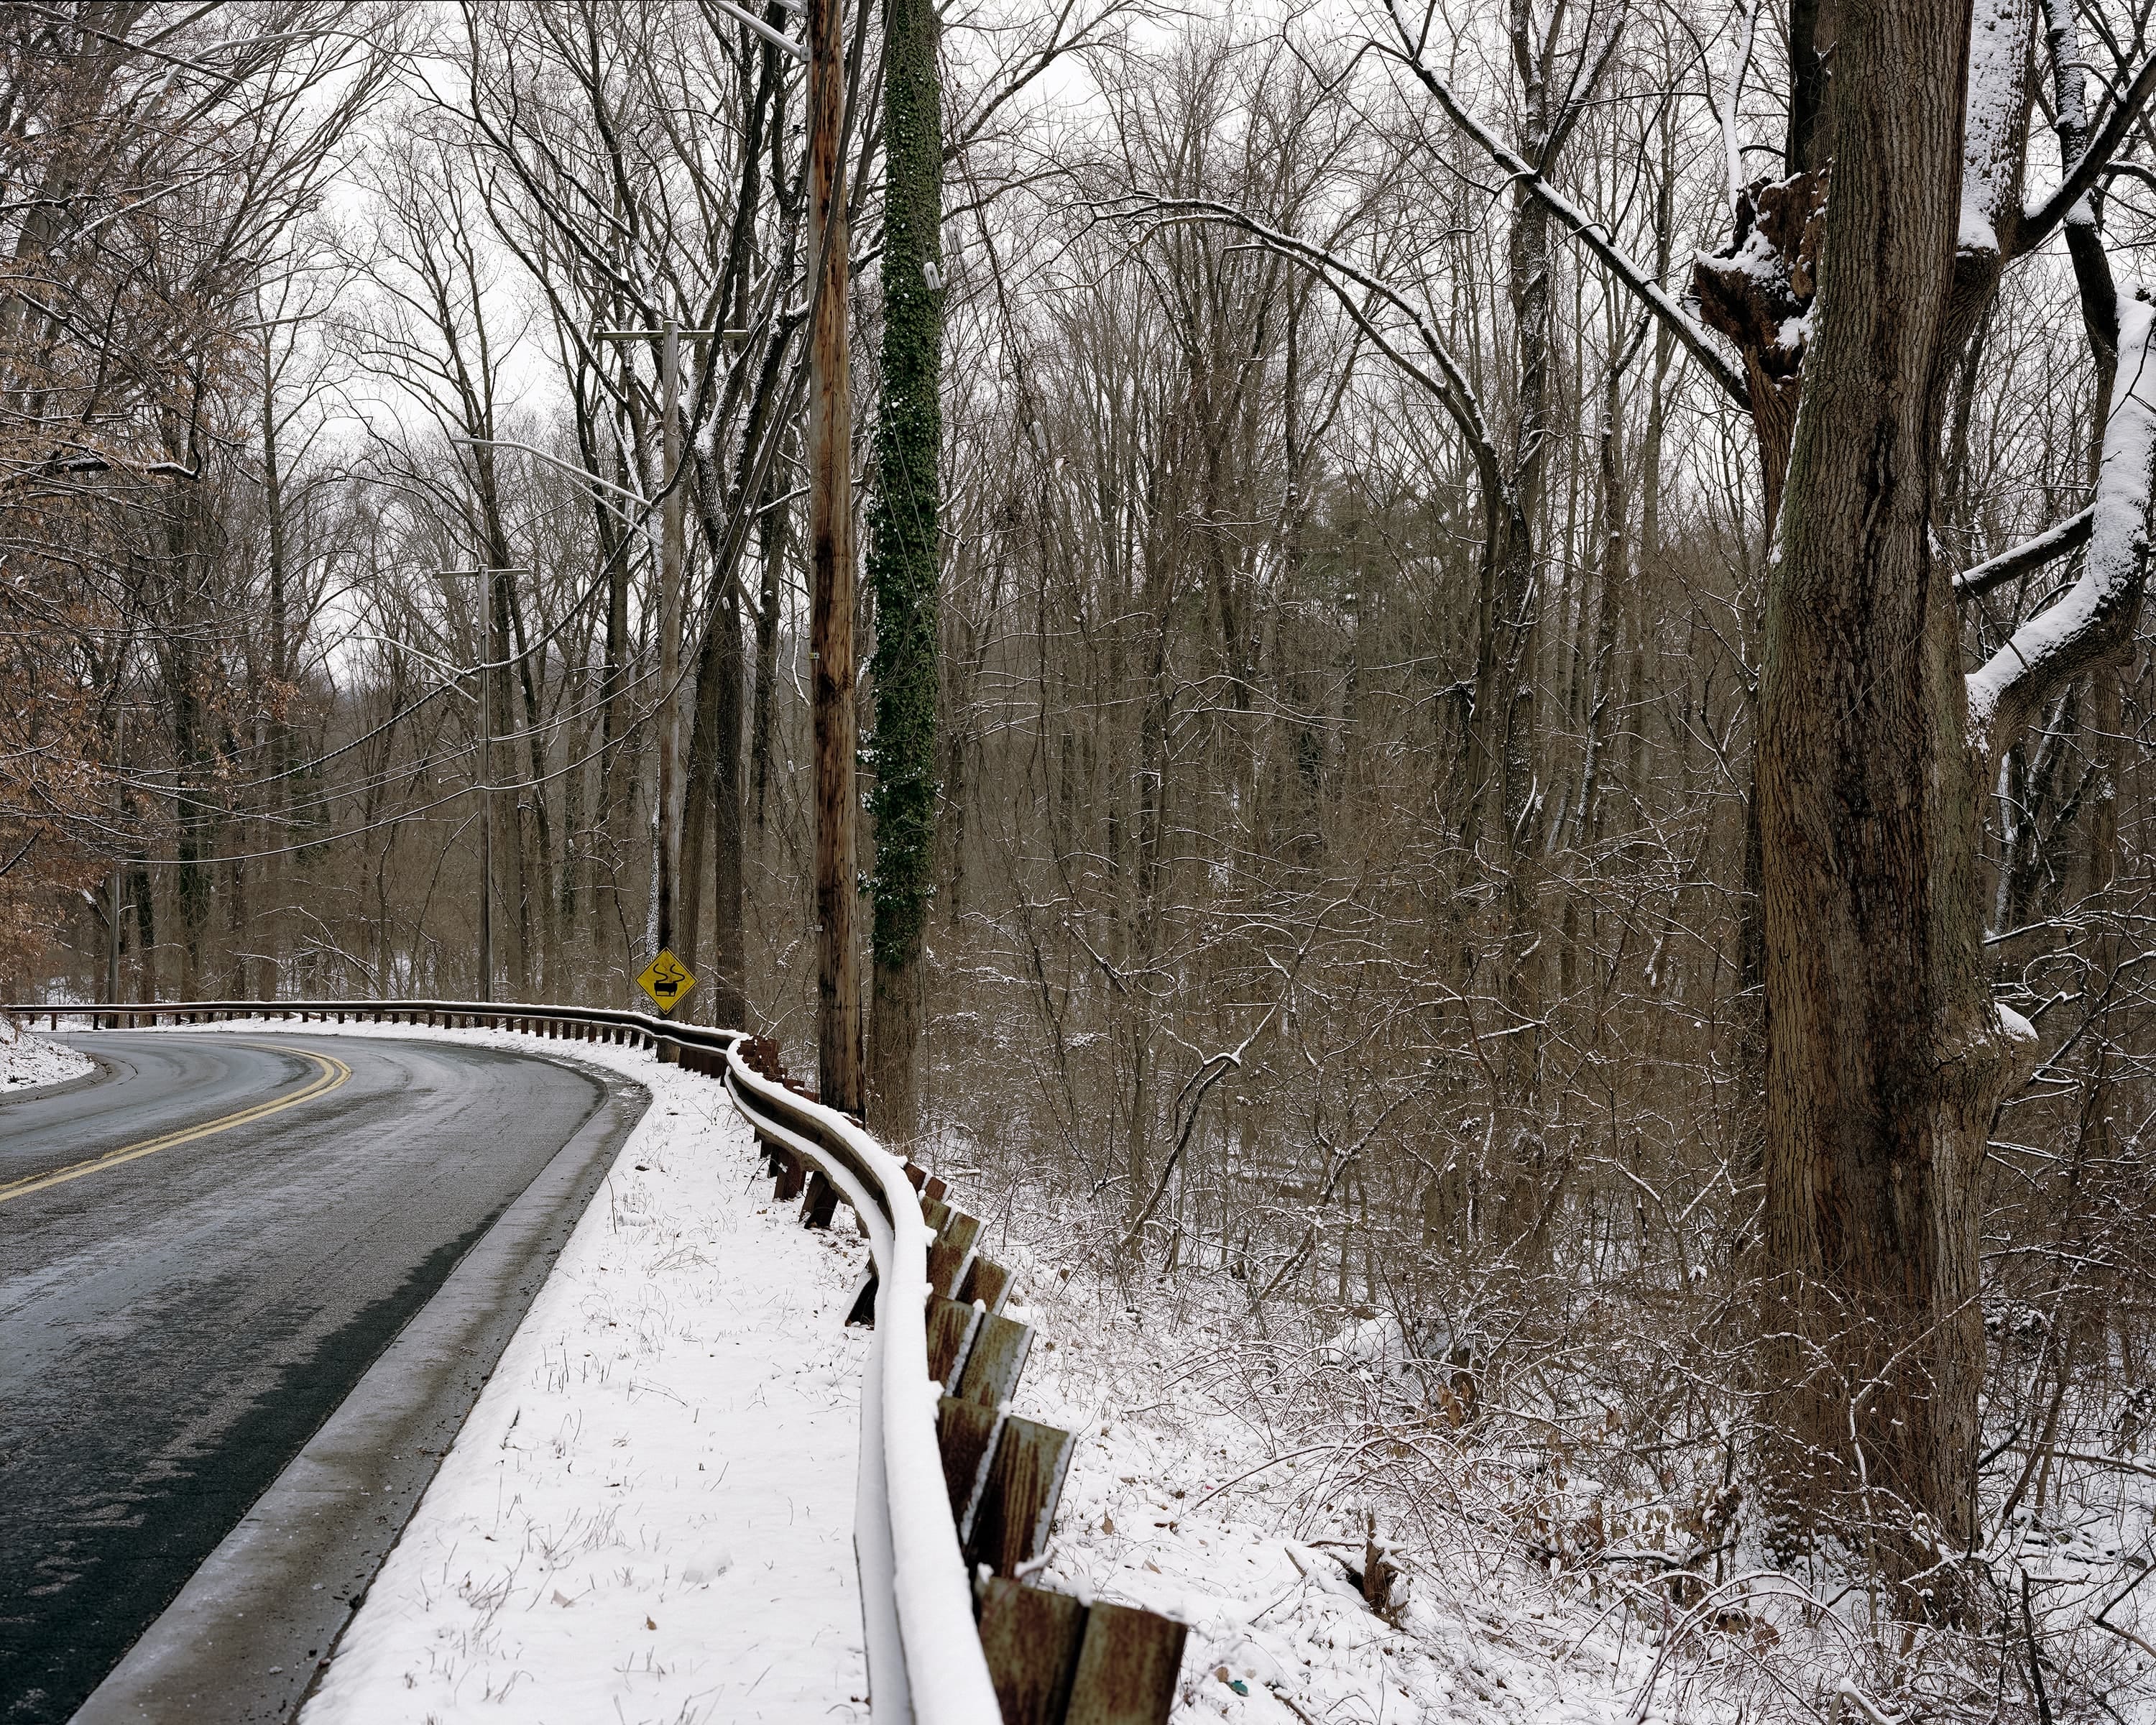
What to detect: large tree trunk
<box><xmin>1485</xmin><ymin>0</ymin><xmax>1559</xmax><ymax>1232</ymax></box>
<box><xmin>807</xmin><ymin>0</ymin><xmax>862</xmax><ymax>1115</ymax></box>
<box><xmin>676</xmin><ymin>587</ymin><xmax>748</xmax><ymax>1029</ymax></box>
<box><xmin>1758</xmin><ymin>0</ymin><xmax>2005</xmax><ymax>1583</ymax></box>
<box><xmin>864</xmin><ymin>0</ymin><xmax>944</xmax><ymax>1142</ymax></box>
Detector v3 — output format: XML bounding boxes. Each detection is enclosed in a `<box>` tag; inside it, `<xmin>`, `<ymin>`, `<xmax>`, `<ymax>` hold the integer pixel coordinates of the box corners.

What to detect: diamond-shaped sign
<box><xmin>637</xmin><ymin>949</ymin><xmax>696</xmax><ymax>1013</ymax></box>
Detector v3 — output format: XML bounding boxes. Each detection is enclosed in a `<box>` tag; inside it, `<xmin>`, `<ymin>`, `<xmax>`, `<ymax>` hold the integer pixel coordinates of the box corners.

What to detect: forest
<box><xmin>8</xmin><ymin>0</ymin><xmax>2156</xmax><ymax>1715</ymax></box>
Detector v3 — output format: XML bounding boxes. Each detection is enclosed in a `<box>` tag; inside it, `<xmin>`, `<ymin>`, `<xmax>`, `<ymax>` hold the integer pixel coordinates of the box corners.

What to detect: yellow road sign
<box><xmin>637</xmin><ymin>949</ymin><xmax>696</xmax><ymax>1013</ymax></box>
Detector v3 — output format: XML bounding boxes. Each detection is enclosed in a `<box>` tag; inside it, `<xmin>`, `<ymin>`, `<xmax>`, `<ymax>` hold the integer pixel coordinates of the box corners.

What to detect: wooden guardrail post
<box><xmin>975</xmin><ymin>1578</ymin><xmax>1188</xmax><ymax>1725</ymax></box>
<box><xmin>926</xmin><ymin>1296</ymin><xmax>982</xmax><ymax>1387</ymax></box>
<box><xmin>801</xmin><ymin>1169</ymin><xmax>839</xmax><ymax>1228</ymax></box>
<box><xmin>955</xmin><ymin>1312</ymin><xmax>1032</xmax><ymax>1407</ymax></box>
<box><xmin>964</xmin><ymin>1417</ymin><xmax>1074</xmax><ymax>1576</ymax></box>
<box><xmin>975</xmin><ymin>1578</ymin><xmax>1088</xmax><ymax>1725</ymax></box>
<box><xmin>958</xmin><ymin>1254</ymin><xmax>1013</xmax><ymax>1312</ymax></box>
<box><xmin>937</xmin><ymin>1397</ymin><xmax>1003</xmax><ymax>1535</ymax></box>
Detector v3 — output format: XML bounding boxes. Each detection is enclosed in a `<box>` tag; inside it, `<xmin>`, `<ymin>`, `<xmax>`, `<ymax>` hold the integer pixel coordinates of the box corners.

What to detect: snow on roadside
<box><xmin>1</xmin><ymin>1013</ymin><xmax>92</xmax><ymax>1092</ymax></box>
<box><xmin>188</xmin><ymin>1019</ymin><xmax>871</xmax><ymax>1725</ymax></box>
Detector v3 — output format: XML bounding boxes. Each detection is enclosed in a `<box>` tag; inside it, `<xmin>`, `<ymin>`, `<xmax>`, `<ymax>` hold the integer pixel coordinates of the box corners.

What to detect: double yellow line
<box><xmin>0</xmin><ymin>1043</ymin><xmax>352</xmax><ymax>1208</ymax></box>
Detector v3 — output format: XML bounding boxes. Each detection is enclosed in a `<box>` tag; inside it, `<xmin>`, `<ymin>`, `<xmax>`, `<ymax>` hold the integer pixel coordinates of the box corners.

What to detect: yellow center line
<box><xmin>0</xmin><ymin>1043</ymin><xmax>354</xmax><ymax>1207</ymax></box>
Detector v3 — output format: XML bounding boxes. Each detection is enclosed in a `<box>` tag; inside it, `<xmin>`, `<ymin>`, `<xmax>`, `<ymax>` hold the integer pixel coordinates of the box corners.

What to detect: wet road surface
<box><xmin>0</xmin><ymin>1033</ymin><xmax>643</xmax><ymax>1724</ymax></box>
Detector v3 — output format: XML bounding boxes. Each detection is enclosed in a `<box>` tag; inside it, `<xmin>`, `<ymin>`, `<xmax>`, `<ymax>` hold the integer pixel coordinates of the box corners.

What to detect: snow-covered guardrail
<box><xmin>14</xmin><ymin>998</ymin><xmax>1187</xmax><ymax>1725</ymax></box>
<box><xmin>11</xmin><ymin>996</ymin><xmax>735</xmax><ymax>1064</ymax></box>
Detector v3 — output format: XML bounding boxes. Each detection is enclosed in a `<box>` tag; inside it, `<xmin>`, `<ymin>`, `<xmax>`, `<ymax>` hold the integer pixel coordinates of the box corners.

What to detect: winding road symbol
<box><xmin>637</xmin><ymin>949</ymin><xmax>696</xmax><ymax>1013</ymax></box>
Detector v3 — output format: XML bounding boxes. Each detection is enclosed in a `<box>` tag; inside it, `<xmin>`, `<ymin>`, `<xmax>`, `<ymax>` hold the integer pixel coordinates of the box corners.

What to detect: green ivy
<box><xmin>865</xmin><ymin>0</ymin><xmax>943</xmax><ymax>971</ymax></box>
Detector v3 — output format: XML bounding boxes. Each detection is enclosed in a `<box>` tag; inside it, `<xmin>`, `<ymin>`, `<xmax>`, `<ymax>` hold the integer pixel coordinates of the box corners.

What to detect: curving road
<box><xmin>0</xmin><ymin>1032</ymin><xmax>646</xmax><ymax>1724</ymax></box>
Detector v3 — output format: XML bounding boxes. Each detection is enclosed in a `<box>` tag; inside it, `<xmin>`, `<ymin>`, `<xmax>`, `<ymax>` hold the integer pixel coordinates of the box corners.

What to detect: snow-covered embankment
<box><xmin>230</xmin><ymin>1021</ymin><xmax>878</xmax><ymax>1725</ymax></box>
<box><xmin>1</xmin><ymin>1015</ymin><xmax>92</xmax><ymax>1092</ymax></box>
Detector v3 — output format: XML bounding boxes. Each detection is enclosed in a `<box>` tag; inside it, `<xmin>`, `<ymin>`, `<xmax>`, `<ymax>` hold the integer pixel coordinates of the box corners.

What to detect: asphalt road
<box><xmin>0</xmin><ymin>1032</ymin><xmax>645</xmax><ymax>1724</ymax></box>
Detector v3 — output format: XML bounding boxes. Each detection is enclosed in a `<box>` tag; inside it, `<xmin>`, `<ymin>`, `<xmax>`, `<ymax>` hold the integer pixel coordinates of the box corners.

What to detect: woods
<box><xmin>15</xmin><ymin>0</ymin><xmax>2156</xmax><ymax>1711</ymax></box>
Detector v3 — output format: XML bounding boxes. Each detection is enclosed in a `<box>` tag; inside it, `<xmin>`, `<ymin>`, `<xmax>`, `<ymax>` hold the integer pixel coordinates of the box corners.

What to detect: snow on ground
<box><xmin>982</xmin><ymin>1223</ymin><xmax>2156</xmax><ymax>1724</ymax></box>
<box><xmin>1</xmin><ymin>1013</ymin><xmax>93</xmax><ymax>1092</ymax></box>
<box><xmin>1007</xmin><ymin>1269</ymin><xmax>1669</xmax><ymax>1725</ymax></box>
<box><xmin>185</xmin><ymin>1019</ymin><xmax>871</xmax><ymax>1725</ymax></box>
<box><xmin>176</xmin><ymin>1012</ymin><xmax>1726</xmax><ymax>1722</ymax></box>
<box><xmin>127</xmin><ymin>1014</ymin><xmax>2134</xmax><ymax>1722</ymax></box>
<box><xmin>967</xmin><ymin>1208</ymin><xmax>1843</xmax><ymax>1725</ymax></box>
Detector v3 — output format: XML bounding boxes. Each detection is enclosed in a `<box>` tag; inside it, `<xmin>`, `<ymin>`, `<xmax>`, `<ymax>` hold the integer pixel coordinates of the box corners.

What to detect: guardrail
<box><xmin>11</xmin><ymin>1000</ymin><xmax>1187</xmax><ymax>1725</ymax></box>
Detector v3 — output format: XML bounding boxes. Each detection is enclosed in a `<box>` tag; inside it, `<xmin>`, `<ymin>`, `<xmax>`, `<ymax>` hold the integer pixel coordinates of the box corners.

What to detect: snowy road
<box><xmin>0</xmin><ymin>1032</ymin><xmax>644</xmax><ymax>1725</ymax></box>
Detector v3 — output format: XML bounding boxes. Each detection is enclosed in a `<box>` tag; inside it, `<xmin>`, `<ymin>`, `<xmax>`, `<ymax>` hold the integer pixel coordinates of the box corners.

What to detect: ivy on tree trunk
<box><xmin>865</xmin><ymin>0</ymin><xmax>943</xmax><ymax>1141</ymax></box>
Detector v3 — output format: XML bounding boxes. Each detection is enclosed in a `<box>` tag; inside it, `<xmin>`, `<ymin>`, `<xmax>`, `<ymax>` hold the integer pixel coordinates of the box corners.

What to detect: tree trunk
<box><xmin>502</xmin><ymin>571</ymin><xmax>560</xmax><ymax>995</ymax></box>
<box><xmin>1758</xmin><ymin>0</ymin><xmax>2005</xmax><ymax>1587</ymax></box>
<box><xmin>808</xmin><ymin>0</ymin><xmax>862</xmax><ymax>1114</ymax></box>
<box><xmin>752</xmin><ymin>479</ymin><xmax>786</xmax><ymax>829</ymax></box>
<box><xmin>1491</xmin><ymin>0</ymin><xmax>1556</xmax><ymax>1190</ymax></box>
<box><xmin>864</xmin><ymin>0</ymin><xmax>944</xmax><ymax>1142</ymax></box>
<box><xmin>677</xmin><ymin>586</ymin><xmax>748</xmax><ymax>1029</ymax></box>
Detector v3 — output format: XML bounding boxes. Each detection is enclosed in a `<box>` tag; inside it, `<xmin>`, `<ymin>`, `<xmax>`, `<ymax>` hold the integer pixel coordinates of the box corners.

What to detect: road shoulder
<box><xmin>0</xmin><ymin>1043</ymin><xmax>108</xmax><ymax>1111</ymax></box>
<box><xmin>71</xmin><ymin>1039</ymin><xmax>649</xmax><ymax>1725</ymax></box>
<box><xmin>293</xmin><ymin>1026</ymin><xmax>870</xmax><ymax>1725</ymax></box>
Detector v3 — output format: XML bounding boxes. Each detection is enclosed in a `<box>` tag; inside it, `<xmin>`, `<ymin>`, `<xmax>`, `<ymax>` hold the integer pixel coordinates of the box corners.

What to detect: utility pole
<box><xmin>596</xmin><ymin>320</ymin><xmax>724</xmax><ymax>976</ymax></box>
<box><xmin>438</xmin><ymin>566</ymin><xmax>526</xmax><ymax>1002</ymax></box>
<box><xmin>106</xmin><ymin>712</ymin><xmax>125</xmax><ymax>1026</ymax></box>
<box><xmin>807</xmin><ymin>0</ymin><xmax>862</xmax><ymax>1115</ymax></box>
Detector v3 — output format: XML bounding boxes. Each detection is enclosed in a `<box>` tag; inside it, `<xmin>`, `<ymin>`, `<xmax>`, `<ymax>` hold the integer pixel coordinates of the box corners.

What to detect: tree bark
<box><xmin>1758</xmin><ymin>0</ymin><xmax>2003</xmax><ymax>1584</ymax></box>
<box><xmin>808</xmin><ymin>0</ymin><xmax>862</xmax><ymax>1113</ymax></box>
<box><xmin>676</xmin><ymin>585</ymin><xmax>748</xmax><ymax>1029</ymax></box>
<box><xmin>865</xmin><ymin>0</ymin><xmax>944</xmax><ymax>1143</ymax></box>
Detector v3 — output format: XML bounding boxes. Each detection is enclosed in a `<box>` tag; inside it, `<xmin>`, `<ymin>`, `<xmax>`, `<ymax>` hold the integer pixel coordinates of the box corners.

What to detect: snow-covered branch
<box><xmin>2041</xmin><ymin>0</ymin><xmax>2094</xmax><ymax>187</ymax></box>
<box><xmin>1955</xmin><ymin>503</ymin><xmax>2094</xmax><ymax>599</ymax></box>
<box><xmin>2017</xmin><ymin>47</ymin><xmax>2156</xmax><ymax>257</ymax></box>
<box><xmin>1958</xmin><ymin>0</ymin><xmax>2030</xmax><ymax>257</ymax></box>
<box><xmin>1968</xmin><ymin>292</ymin><xmax>2156</xmax><ymax>753</ymax></box>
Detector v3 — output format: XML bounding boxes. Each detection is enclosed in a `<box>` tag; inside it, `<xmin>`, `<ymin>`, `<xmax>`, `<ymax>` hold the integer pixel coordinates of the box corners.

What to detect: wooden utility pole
<box><xmin>808</xmin><ymin>0</ymin><xmax>862</xmax><ymax>1114</ymax></box>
